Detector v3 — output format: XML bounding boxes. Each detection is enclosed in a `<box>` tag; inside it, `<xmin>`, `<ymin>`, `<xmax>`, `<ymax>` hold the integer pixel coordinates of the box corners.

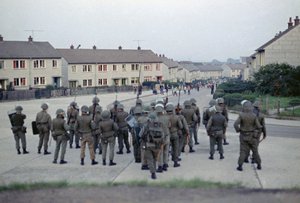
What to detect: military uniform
<box><xmin>131</xmin><ymin>106</ymin><xmax>143</xmax><ymax>163</ymax></box>
<box><xmin>10</xmin><ymin>106</ymin><xmax>29</xmax><ymax>154</ymax></box>
<box><xmin>52</xmin><ymin>109</ymin><xmax>70</xmax><ymax>164</ymax></box>
<box><xmin>139</xmin><ymin>106</ymin><xmax>151</xmax><ymax>170</ymax></box>
<box><xmin>202</xmin><ymin>99</ymin><xmax>217</xmax><ymax>128</ymax></box>
<box><xmin>115</xmin><ymin>104</ymin><xmax>130</xmax><ymax>154</ymax></box>
<box><xmin>76</xmin><ymin>105</ymin><xmax>97</xmax><ymax>165</ymax></box>
<box><xmin>176</xmin><ymin>107</ymin><xmax>189</xmax><ymax>158</ymax></box>
<box><xmin>181</xmin><ymin>100</ymin><xmax>197</xmax><ymax>152</ymax></box>
<box><xmin>67</xmin><ymin>102</ymin><xmax>79</xmax><ymax>148</ymax></box>
<box><xmin>206</xmin><ymin>106</ymin><xmax>227</xmax><ymax>160</ymax></box>
<box><xmin>92</xmin><ymin>106</ymin><xmax>102</xmax><ymax>154</ymax></box>
<box><xmin>217</xmin><ymin>98</ymin><xmax>229</xmax><ymax>145</ymax></box>
<box><xmin>36</xmin><ymin>103</ymin><xmax>52</xmax><ymax>154</ymax></box>
<box><xmin>166</xmin><ymin>104</ymin><xmax>183</xmax><ymax>167</ymax></box>
<box><xmin>191</xmin><ymin>98</ymin><xmax>201</xmax><ymax>145</ymax></box>
<box><xmin>99</xmin><ymin>110</ymin><xmax>119</xmax><ymax>166</ymax></box>
<box><xmin>234</xmin><ymin>101</ymin><xmax>262</xmax><ymax>171</ymax></box>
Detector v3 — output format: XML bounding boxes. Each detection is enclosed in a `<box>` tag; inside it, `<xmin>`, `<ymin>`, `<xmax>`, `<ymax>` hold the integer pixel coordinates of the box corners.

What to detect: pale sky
<box><xmin>1</xmin><ymin>0</ymin><xmax>299</xmax><ymax>62</ymax></box>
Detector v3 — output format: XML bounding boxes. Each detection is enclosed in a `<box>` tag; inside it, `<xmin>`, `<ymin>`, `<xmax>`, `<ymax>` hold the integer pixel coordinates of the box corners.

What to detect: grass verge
<box><xmin>0</xmin><ymin>178</ymin><xmax>241</xmax><ymax>192</ymax></box>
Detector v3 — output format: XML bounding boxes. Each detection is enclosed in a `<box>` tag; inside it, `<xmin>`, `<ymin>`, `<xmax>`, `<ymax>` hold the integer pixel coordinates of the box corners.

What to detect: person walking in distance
<box><xmin>36</xmin><ymin>103</ymin><xmax>52</xmax><ymax>155</ymax></box>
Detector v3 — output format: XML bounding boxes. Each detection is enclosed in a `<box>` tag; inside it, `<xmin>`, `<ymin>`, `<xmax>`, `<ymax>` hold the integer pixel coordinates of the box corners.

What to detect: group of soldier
<box><xmin>9</xmin><ymin>93</ymin><xmax>266</xmax><ymax>179</ymax></box>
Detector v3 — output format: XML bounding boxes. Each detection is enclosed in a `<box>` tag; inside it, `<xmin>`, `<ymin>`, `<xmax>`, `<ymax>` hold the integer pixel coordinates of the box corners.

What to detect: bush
<box><xmin>289</xmin><ymin>99</ymin><xmax>300</xmax><ymax>107</ymax></box>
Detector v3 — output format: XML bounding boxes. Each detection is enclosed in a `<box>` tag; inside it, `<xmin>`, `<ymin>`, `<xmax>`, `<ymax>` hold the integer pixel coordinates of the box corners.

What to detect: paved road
<box><xmin>0</xmin><ymin>88</ymin><xmax>300</xmax><ymax>189</ymax></box>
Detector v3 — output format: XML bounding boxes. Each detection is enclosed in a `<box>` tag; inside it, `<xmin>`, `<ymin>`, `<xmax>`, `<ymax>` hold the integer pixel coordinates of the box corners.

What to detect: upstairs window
<box><xmin>113</xmin><ymin>64</ymin><xmax>117</xmax><ymax>71</ymax></box>
<box><xmin>52</xmin><ymin>60</ymin><xmax>57</xmax><ymax>68</ymax></box>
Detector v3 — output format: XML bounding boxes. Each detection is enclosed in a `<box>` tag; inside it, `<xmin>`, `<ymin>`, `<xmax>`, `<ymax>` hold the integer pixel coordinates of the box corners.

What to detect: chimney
<box><xmin>295</xmin><ymin>16</ymin><xmax>299</xmax><ymax>26</ymax></box>
<box><xmin>70</xmin><ymin>44</ymin><xmax>74</xmax><ymax>49</ymax></box>
<box><xmin>137</xmin><ymin>46</ymin><xmax>141</xmax><ymax>50</ymax></box>
<box><xmin>118</xmin><ymin>46</ymin><xmax>122</xmax><ymax>50</ymax></box>
<box><xmin>0</xmin><ymin>35</ymin><xmax>3</xmax><ymax>42</ymax></box>
<box><xmin>93</xmin><ymin>45</ymin><xmax>97</xmax><ymax>50</ymax></box>
<box><xmin>28</xmin><ymin>36</ymin><xmax>33</xmax><ymax>42</ymax></box>
<box><xmin>288</xmin><ymin>17</ymin><xmax>293</xmax><ymax>28</ymax></box>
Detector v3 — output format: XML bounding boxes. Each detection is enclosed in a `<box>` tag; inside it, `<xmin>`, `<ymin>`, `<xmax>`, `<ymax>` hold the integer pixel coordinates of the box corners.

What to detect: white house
<box><xmin>222</xmin><ymin>63</ymin><xmax>246</xmax><ymax>79</ymax></box>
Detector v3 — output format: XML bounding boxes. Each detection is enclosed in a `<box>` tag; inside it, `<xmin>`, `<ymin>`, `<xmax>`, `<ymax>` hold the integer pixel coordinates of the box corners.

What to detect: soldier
<box><xmin>181</xmin><ymin>100</ymin><xmax>197</xmax><ymax>153</ymax></box>
<box><xmin>36</xmin><ymin>103</ymin><xmax>52</xmax><ymax>155</ymax></box>
<box><xmin>92</xmin><ymin>106</ymin><xmax>103</xmax><ymax>155</ymax></box>
<box><xmin>140</xmin><ymin>106</ymin><xmax>151</xmax><ymax>170</ymax></box>
<box><xmin>130</xmin><ymin>98</ymin><xmax>143</xmax><ymax>115</ymax></box>
<box><xmin>150</xmin><ymin>101</ymin><xmax>156</xmax><ymax>112</ymax></box>
<box><xmin>89</xmin><ymin>96</ymin><xmax>103</xmax><ymax>116</ymax></box>
<box><xmin>206</xmin><ymin>105</ymin><xmax>227</xmax><ymax>160</ymax></box>
<box><xmin>110</xmin><ymin>100</ymin><xmax>120</xmax><ymax>121</ymax></box>
<box><xmin>166</xmin><ymin>103</ymin><xmax>183</xmax><ymax>167</ymax></box>
<box><xmin>89</xmin><ymin>96</ymin><xmax>102</xmax><ymax>153</ymax></box>
<box><xmin>234</xmin><ymin>101</ymin><xmax>262</xmax><ymax>171</ymax></box>
<box><xmin>175</xmin><ymin>105</ymin><xmax>189</xmax><ymax>159</ymax></box>
<box><xmin>115</xmin><ymin>104</ymin><xmax>131</xmax><ymax>154</ymax></box>
<box><xmin>76</xmin><ymin>105</ymin><xmax>98</xmax><ymax>166</ymax></box>
<box><xmin>190</xmin><ymin>98</ymin><xmax>201</xmax><ymax>145</ymax></box>
<box><xmin>99</xmin><ymin>110</ymin><xmax>119</xmax><ymax>166</ymax></box>
<box><xmin>156</xmin><ymin>103</ymin><xmax>171</xmax><ymax>173</ymax></box>
<box><xmin>202</xmin><ymin>99</ymin><xmax>217</xmax><ymax>128</ymax></box>
<box><xmin>51</xmin><ymin>109</ymin><xmax>70</xmax><ymax>164</ymax></box>
<box><xmin>10</xmin><ymin>106</ymin><xmax>29</xmax><ymax>154</ymax></box>
<box><xmin>140</xmin><ymin>112</ymin><xmax>164</xmax><ymax>179</ymax></box>
<box><xmin>67</xmin><ymin>101</ymin><xmax>79</xmax><ymax>148</ymax></box>
<box><xmin>216</xmin><ymin>98</ymin><xmax>229</xmax><ymax>145</ymax></box>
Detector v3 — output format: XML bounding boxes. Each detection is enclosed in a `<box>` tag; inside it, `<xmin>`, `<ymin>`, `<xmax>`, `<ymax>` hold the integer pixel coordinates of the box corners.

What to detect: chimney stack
<box><xmin>93</xmin><ymin>45</ymin><xmax>97</xmax><ymax>50</ymax></box>
<box><xmin>0</xmin><ymin>35</ymin><xmax>3</xmax><ymax>42</ymax></box>
<box><xmin>137</xmin><ymin>46</ymin><xmax>141</xmax><ymax>50</ymax></box>
<box><xmin>295</xmin><ymin>16</ymin><xmax>299</xmax><ymax>26</ymax></box>
<box><xmin>288</xmin><ymin>17</ymin><xmax>293</xmax><ymax>28</ymax></box>
<box><xmin>118</xmin><ymin>46</ymin><xmax>122</xmax><ymax>50</ymax></box>
<box><xmin>70</xmin><ymin>44</ymin><xmax>74</xmax><ymax>49</ymax></box>
<box><xmin>28</xmin><ymin>36</ymin><xmax>33</xmax><ymax>42</ymax></box>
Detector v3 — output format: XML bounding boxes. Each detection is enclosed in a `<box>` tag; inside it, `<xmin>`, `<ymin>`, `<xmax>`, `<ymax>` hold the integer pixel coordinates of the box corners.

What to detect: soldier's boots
<box><xmin>23</xmin><ymin>148</ymin><xmax>29</xmax><ymax>154</ymax></box>
<box><xmin>69</xmin><ymin>144</ymin><xmax>73</xmax><ymax>149</ymax></box>
<box><xmin>209</xmin><ymin>154</ymin><xmax>214</xmax><ymax>160</ymax></box>
<box><xmin>38</xmin><ymin>149</ymin><xmax>41</xmax><ymax>154</ymax></box>
<box><xmin>257</xmin><ymin>164</ymin><xmax>262</xmax><ymax>170</ymax></box>
<box><xmin>244</xmin><ymin>158</ymin><xmax>249</xmax><ymax>163</ymax></box>
<box><xmin>189</xmin><ymin>147</ymin><xmax>195</xmax><ymax>153</ymax></box>
<box><xmin>116</xmin><ymin>150</ymin><xmax>123</xmax><ymax>154</ymax></box>
<box><xmin>126</xmin><ymin>149</ymin><xmax>131</xmax><ymax>154</ymax></box>
<box><xmin>81</xmin><ymin>158</ymin><xmax>84</xmax><ymax>165</ymax></box>
<box><xmin>162</xmin><ymin>164</ymin><xmax>168</xmax><ymax>171</ymax></box>
<box><xmin>156</xmin><ymin>166</ymin><xmax>163</xmax><ymax>173</ymax></box>
<box><xmin>195</xmin><ymin>141</ymin><xmax>200</xmax><ymax>145</ymax></box>
<box><xmin>91</xmin><ymin>159</ymin><xmax>98</xmax><ymax>165</ymax></box>
<box><xmin>109</xmin><ymin>160</ymin><xmax>116</xmax><ymax>166</ymax></box>
<box><xmin>223</xmin><ymin>139</ymin><xmax>229</xmax><ymax>145</ymax></box>
<box><xmin>135</xmin><ymin>158</ymin><xmax>141</xmax><ymax>163</ymax></box>
<box><xmin>44</xmin><ymin>150</ymin><xmax>51</xmax><ymax>155</ymax></box>
<box><xmin>102</xmin><ymin>159</ymin><xmax>106</xmax><ymax>166</ymax></box>
<box><xmin>76</xmin><ymin>144</ymin><xmax>80</xmax><ymax>149</ymax></box>
<box><xmin>99</xmin><ymin>150</ymin><xmax>102</xmax><ymax>155</ymax></box>
<box><xmin>236</xmin><ymin>165</ymin><xmax>243</xmax><ymax>171</ymax></box>
<box><xmin>141</xmin><ymin>165</ymin><xmax>149</xmax><ymax>170</ymax></box>
<box><xmin>220</xmin><ymin>154</ymin><xmax>224</xmax><ymax>159</ymax></box>
<box><xmin>53</xmin><ymin>160</ymin><xmax>57</xmax><ymax>164</ymax></box>
<box><xmin>173</xmin><ymin>161</ymin><xmax>180</xmax><ymax>167</ymax></box>
<box><xmin>60</xmin><ymin>160</ymin><xmax>67</xmax><ymax>164</ymax></box>
<box><xmin>251</xmin><ymin>158</ymin><xmax>255</xmax><ymax>164</ymax></box>
<box><xmin>151</xmin><ymin>173</ymin><xmax>157</xmax><ymax>180</ymax></box>
<box><xmin>17</xmin><ymin>149</ymin><xmax>21</xmax><ymax>155</ymax></box>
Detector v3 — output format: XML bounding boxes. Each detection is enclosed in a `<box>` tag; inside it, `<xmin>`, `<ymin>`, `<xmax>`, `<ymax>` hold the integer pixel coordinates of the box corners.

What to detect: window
<box><xmin>34</xmin><ymin>77</ymin><xmax>46</xmax><ymax>85</ymax></box>
<box><xmin>98</xmin><ymin>78</ymin><xmax>108</xmax><ymax>86</ymax></box>
<box><xmin>131</xmin><ymin>64</ymin><xmax>139</xmax><ymax>71</ymax></box>
<box><xmin>13</xmin><ymin>78</ymin><xmax>19</xmax><ymax>86</ymax></box>
<box><xmin>71</xmin><ymin>65</ymin><xmax>76</xmax><ymax>72</ymax></box>
<box><xmin>20</xmin><ymin>60</ymin><xmax>25</xmax><ymax>68</ymax></box>
<box><xmin>103</xmin><ymin>64</ymin><xmax>107</xmax><ymax>71</ymax></box>
<box><xmin>83</xmin><ymin>79</ymin><xmax>87</xmax><ymax>86</ymax></box>
<box><xmin>34</xmin><ymin>60</ymin><xmax>39</xmax><ymax>68</ymax></box>
<box><xmin>131</xmin><ymin>77</ymin><xmax>139</xmax><ymax>84</ymax></box>
<box><xmin>103</xmin><ymin>79</ymin><xmax>107</xmax><ymax>85</ymax></box>
<box><xmin>13</xmin><ymin>77</ymin><xmax>26</xmax><ymax>86</ymax></box>
<box><xmin>113</xmin><ymin>64</ymin><xmax>117</xmax><ymax>71</ymax></box>
<box><xmin>39</xmin><ymin>60</ymin><xmax>45</xmax><ymax>68</ymax></box>
<box><xmin>98</xmin><ymin>65</ymin><xmax>103</xmax><ymax>71</ymax></box>
<box><xmin>20</xmin><ymin>78</ymin><xmax>26</xmax><ymax>86</ymax></box>
<box><xmin>83</xmin><ymin>79</ymin><xmax>92</xmax><ymax>87</ymax></box>
<box><xmin>144</xmin><ymin>65</ymin><xmax>152</xmax><ymax>71</ymax></box>
<box><xmin>0</xmin><ymin>61</ymin><xmax>3</xmax><ymax>69</ymax></box>
<box><xmin>144</xmin><ymin>76</ymin><xmax>152</xmax><ymax>82</ymax></box>
<box><xmin>88</xmin><ymin>79</ymin><xmax>92</xmax><ymax>86</ymax></box>
<box><xmin>52</xmin><ymin>60</ymin><xmax>57</xmax><ymax>68</ymax></box>
<box><xmin>13</xmin><ymin>60</ymin><xmax>19</xmax><ymax>68</ymax></box>
<box><xmin>122</xmin><ymin>64</ymin><xmax>126</xmax><ymax>71</ymax></box>
<box><xmin>13</xmin><ymin>60</ymin><xmax>26</xmax><ymax>69</ymax></box>
<box><xmin>156</xmin><ymin>63</ymin><xmax>160</xmax><ymax>71</ymax></box>
<box><xmin>82</xmin><ymin>65</ymin><xmax>92</xmax><ymax>72</ymax></box>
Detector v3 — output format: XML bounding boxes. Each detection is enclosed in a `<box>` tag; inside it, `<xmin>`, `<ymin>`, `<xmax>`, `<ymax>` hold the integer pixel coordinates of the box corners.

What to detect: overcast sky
<box><xmin>1</xmin><ymin>0</ymin><xmax>299</xmax><ymax>62</ymax></box>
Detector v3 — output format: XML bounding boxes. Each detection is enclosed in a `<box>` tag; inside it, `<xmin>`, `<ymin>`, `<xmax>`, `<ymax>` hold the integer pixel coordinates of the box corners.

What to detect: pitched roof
<box><xmin>255</xmin><ymin>24</ymin><xmax>299</xmax><ymax>52</ymax></box>
<box><xmin>178</xmin><ymin>62</ymin><xmax>198</xmax><ymax>71</ymax></box>
<box><xmin>57</xmin><ymin>49</ymin><xmax>162</xmax><ymax>64</ymax></box>
<box><xmin>225</xmin><ymin>63</ymin><xmax>247</xmax><ymax>70</ymax></box>
<box><xmin>160</xmin><ymin>56</ymin><xmax>179</xmax><ymax>68</ymax></box>
<box><xmin>197</xmin><ymin>64</ymin><xmax>223</xmax><ymax>72</ymax></box>
<box><xmin>0</xmin><ymin>41</ymin><xmax>61</xmax><ymax>59</ymax></box>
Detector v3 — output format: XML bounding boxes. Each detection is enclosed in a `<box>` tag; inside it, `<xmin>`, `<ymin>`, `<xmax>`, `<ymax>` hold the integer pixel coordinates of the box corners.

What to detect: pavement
<box><xmin>0</xmin><ymin>88</ymin><xmax>300</xmax><ymax>189</ymax></box>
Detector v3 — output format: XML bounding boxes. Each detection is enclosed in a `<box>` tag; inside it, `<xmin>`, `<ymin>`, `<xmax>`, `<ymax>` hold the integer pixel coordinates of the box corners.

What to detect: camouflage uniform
<box><xmin>206</xmin><ymin>106</ymin><xmax>227</xmax><ymax>160</ymax></box>
<box><xmin>67</xmin><ymin>102</ymin><xmax>79</xmax><ymax>148</ymax></box>
<box><xmin>139</xmin><ymin>106</ymin><xmax>151</xmax><ymax>169</ymax></box>
<box><xmin>76</xmin><ymin>105</ymin><xmax>97</xmax><ymax>165</ymax></box>
<box><xmin>115</xmin><ymin>104</ymin><xmax>130</xmax><ymax>154</ymax></box>
<box><xmin>10</xmin><ymin>106</ymin><xmax>28</xmax><ymax>154</ymax></box>
<box><xmin>175</xmin><ymin>106</ymin><xmax>189</xmax><ymax>158</ymax></box>
<box><xmin>36</xmin><ymin>103</ymin><xmax>52</xmax><ymax>154</ymax></box>
<box><xmin>190</xmin><ymin>98</ymin><xmax>201</xmax><ymax>145</ymax></box>
<box><xmin>52</xmin><ymin>109</ymin><xmax>70</xmax><ymax>164</ymax></box>
<box><xmin>234</xmin><ymin>101</ymin><xmax>262</xmax><ymax>171</ymax></box>
<box><xmin>99</xmin><ymin>110</ymin><xmax>119</xmax><ymax>166</ymax></box>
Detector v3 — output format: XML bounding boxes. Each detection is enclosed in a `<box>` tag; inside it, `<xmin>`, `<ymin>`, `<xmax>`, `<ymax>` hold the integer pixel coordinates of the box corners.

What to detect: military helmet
<box><xmin>209</xmin><ymin>99</ymin><xmax>217</xmax><ymax>106</ymax></box>
<box><xmin>136</xmin><ymin>98</ymin><xmax>143</xmax><ymax>105</ymax></box>
<box><xmin>216</xmin><ymin>98</ymin><xmax>224</xmax><ymax>104</ymax></box>
<box><xmin>143</xmin><ymin>105</ymin><xmax>151</xmax><ymax>113</ymax></box>
<box><xmin>253</xmin><ymin>101</ymin><xmax>261</xmax><ymax>108</ymax></box>
<box><xmin>95</xmin><ymin>106</ymin><xmax>102</xmax><ymax>113</ymax></box>
<box><xmin>148</xmin><ymin>112</ymin><xmax>157</xmax><ymax>120</ymax></box>
<box><xmin>92</xmin><ymin>96</ymin><xmax>100</xmax><ymax>104</ymax></box>
<box><xmin>101</xmin><ymin>110</ymin><xmax>111</xmax><ymax>119</ymax></box>
<box><xmin>183</xmin><ymin>100</ymin><xmax>191</xmax><ymax>107</ymax></box>
<box><xmin>155</xmin><ymin>103</ymin><xmax>164</xmax><ymax>113</ymax></box>
<box><xmin>70</xmin><ymin>101</ymin><xmax>77</xmax><ymax>107</ymax></box>
<box><xmin>15</xmin><ymin>106</ymin><xmax>23</xmax><ymax>112</ymax></box>
<box><xmin>241</xmin><ymin>100</ymin><xmax>249</xmax><ymax>106</ymax></box>
<box><xmin>190</xmin><ymin>98</ymin><xmax>197</xmax><ymax>104</ymax></box>
<box><xmin>165</xmin><ymin>103</ymin><xmax>174</xmax><ymax>112</ymax></box>
<box><xmin>242</xmin><ymin>101</ymin><xmax>253</xmax><ymax>112</ymax></box>
<box><xmin>134</xmin><ymin>106</ymin><xmax>143</xmax><ymax>115</ymax></box>
<box><xmin>56</xmin><ymin>108</ymin><xmax>65</xmax><ymax>115</ymax></box>
<box><xmin>156</xmin><ymin>98</ymin><xmax>164</xmax><ymax>105</ymax></box>
<box><xmin>117</xmin><ymin>104</ymin><xmax>124</xmax><ymax>110</ymax></box>
<box><xmin>81</xmin><ymin>105</ymin><xmax>89</xmax><ymax>113</ymax></box>
<box><xmin>41</xmin><ymin>103</ymin><xmax>48</xmax><ymax>110</ymax></box>
<box><xmin>113</xmin><ymin>100</ymin><xmax>120</xmax><ymax>106</ymax></box>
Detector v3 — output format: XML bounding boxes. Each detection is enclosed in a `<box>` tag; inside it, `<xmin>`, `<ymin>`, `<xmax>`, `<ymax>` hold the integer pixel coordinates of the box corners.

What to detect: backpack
<box><xmin>148</xmin><ymin>120</ymin><xmax>164</xmax><ymax>144</ymax></box>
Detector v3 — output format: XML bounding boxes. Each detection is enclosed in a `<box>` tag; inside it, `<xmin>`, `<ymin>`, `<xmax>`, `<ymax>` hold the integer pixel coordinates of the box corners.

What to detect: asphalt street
<box><xmin>0</xmin><ymin>88</ymin><xmax>299</xmax><ymax>189</ymax></box>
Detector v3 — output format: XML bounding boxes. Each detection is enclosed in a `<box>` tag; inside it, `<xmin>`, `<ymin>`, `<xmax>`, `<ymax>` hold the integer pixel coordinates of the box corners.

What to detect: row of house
<box><xmin>0</xmin><ymin>35</ymin><xmax>245</xmax><ymax>90</ymax></box>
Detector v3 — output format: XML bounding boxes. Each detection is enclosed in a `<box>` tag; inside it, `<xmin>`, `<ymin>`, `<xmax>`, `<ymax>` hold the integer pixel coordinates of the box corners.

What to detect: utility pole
<box><xmin>24</xmin><ymin>30</ymin><xmax>43</xmax><ymax>38</ymax></box>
